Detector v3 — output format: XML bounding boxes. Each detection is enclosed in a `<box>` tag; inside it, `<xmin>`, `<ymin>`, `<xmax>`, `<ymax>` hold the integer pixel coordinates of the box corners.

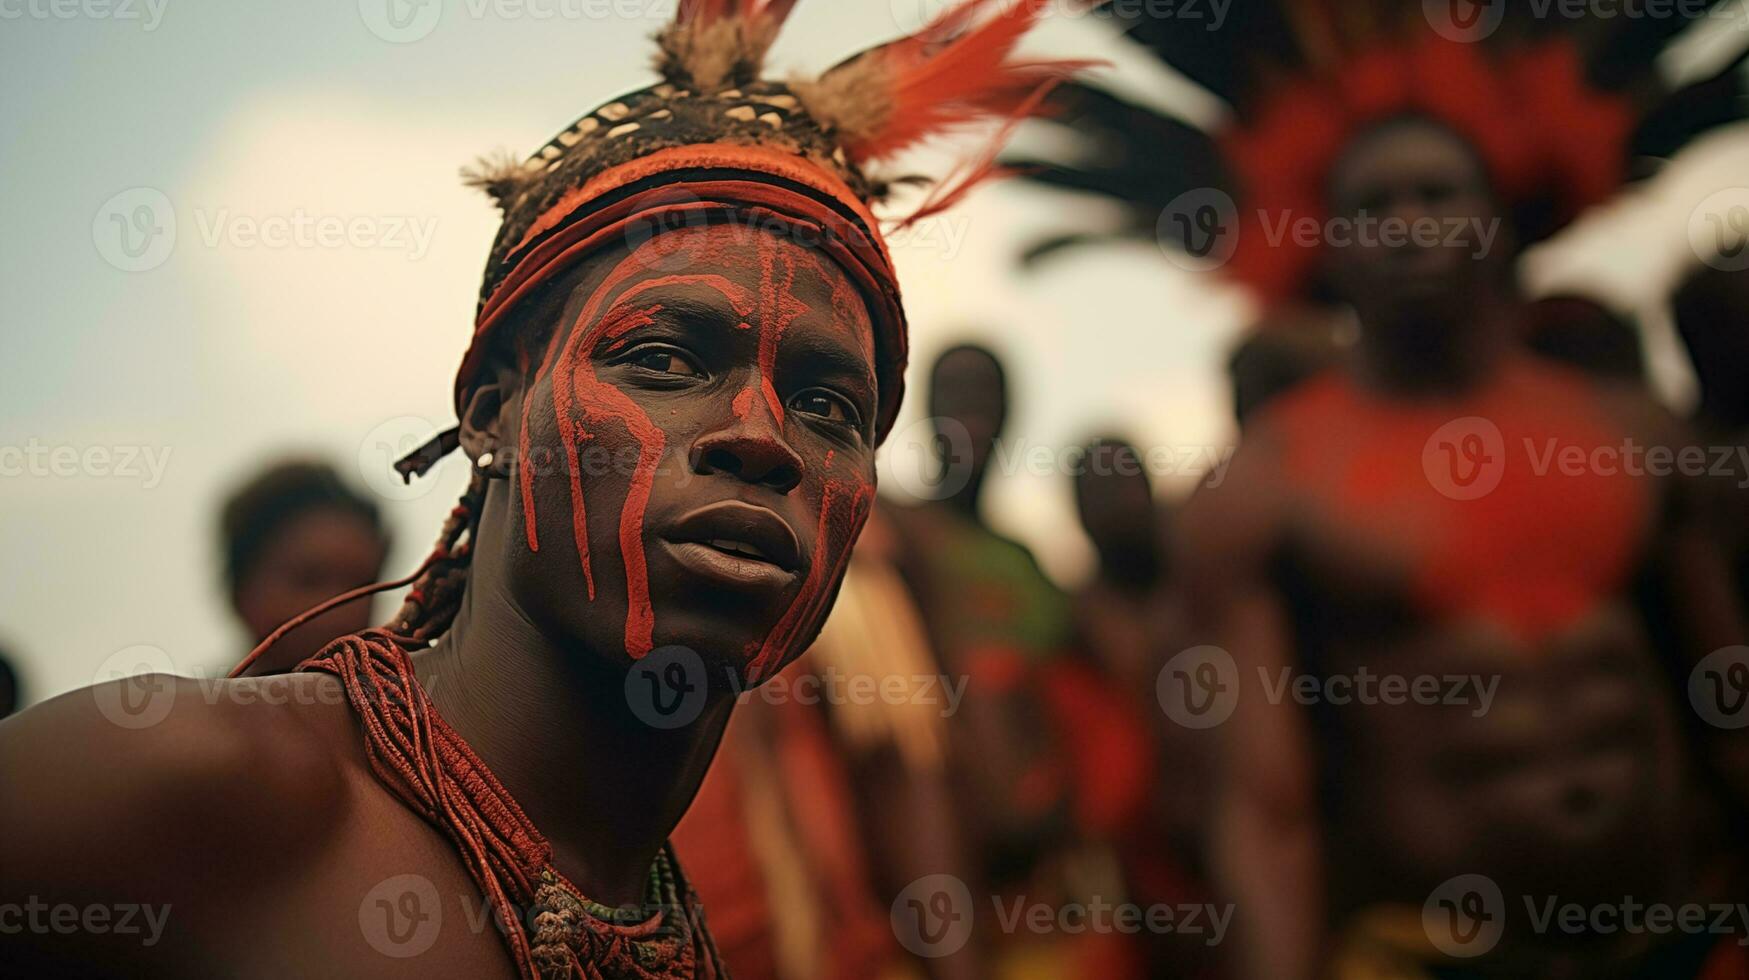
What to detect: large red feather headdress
<box><xmin>1010</xmin><ymin>0</ymin><xmax>1748</xmax><ymax>305</ymax></box>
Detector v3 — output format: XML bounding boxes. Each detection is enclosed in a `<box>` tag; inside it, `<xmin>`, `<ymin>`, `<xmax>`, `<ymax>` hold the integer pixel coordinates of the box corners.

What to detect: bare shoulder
<box><xmin>0</xmin><ymin>670</ymin><xmax>357</xmax><ymax>901</ymax></box>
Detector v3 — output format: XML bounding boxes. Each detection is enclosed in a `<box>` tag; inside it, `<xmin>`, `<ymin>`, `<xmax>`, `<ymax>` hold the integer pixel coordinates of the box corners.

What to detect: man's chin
<box><xmin>650</xmin><ymin>612</ymin><xmax>793</xmax><ymax>685</ymax></box>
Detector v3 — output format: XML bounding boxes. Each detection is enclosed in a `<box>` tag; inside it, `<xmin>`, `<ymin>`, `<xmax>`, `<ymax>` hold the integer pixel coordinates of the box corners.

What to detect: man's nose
<box><xmin>690</xmin><ymin>385</ymin><xmax>804</xmax><ymax>493</ymax></box>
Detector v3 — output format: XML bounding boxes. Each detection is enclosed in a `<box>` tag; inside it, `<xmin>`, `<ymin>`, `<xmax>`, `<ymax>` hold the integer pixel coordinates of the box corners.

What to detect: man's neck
<box><xmin>1354</xmin><ymin>288</ymin><xmax>1519</xmax><ymax>399</ymax></box>
<box><xmin>943</xmin><ymin>469</ymin><xmax>987</xmax><ymax>524</ymax></box>
<box><xmin>413</xmin><ymin>580</ymin><xmax>732</xmax><ymax>907</ymax></box>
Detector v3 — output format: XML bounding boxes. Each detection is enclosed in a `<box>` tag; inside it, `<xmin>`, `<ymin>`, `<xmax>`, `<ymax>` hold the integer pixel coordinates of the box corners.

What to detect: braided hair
<box><xmin>386</xmin><ymin>468</ymin><xmax>490</xmax><ymax>643</ymax></box>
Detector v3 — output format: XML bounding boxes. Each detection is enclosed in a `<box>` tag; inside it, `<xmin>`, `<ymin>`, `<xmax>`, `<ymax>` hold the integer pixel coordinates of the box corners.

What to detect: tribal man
<box><xmin>0</xmin><ymin>1</ymin><xmax>1083</xmax><ymax>976</ymax></box>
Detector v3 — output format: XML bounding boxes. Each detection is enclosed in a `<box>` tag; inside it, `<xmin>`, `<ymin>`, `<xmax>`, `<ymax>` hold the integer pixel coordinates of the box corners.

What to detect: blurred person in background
<box><xmin>1012</xmin><ymin>4</ymin><xmax>1749</xmax><ymax>976</ymax></box>
<box><xmin>1672</xmin><ymin>264</ymin><xmax>1749</xmax><ymax>612</ymax></box>
<box><xmin>1181</xmin><ymin>99</ymin><xmax>1745</xmax><ymax>980</ymax></box>
<box><xmin>219</xmin><ymin>460</ymin><xmax>391</xmax><ymax>665</ymax></box>
<box><xmin>1670</xmin><ymin>260</ymin><xmax>1749</xmax><ymax>908</ymax></box>
<box><xmin>892</xmin><ymin>343</ymin><xmax>1151</xmax><ymax>979</ymax></box>
<box><xmin>1071</xmin><ymin>437</ymin><xmax>1168</xmax><ymax>712</ymax></box>
<box><xmin>1071</xmin><ymin>437</ymin><xmax>1224</xmax><ymax>980</ymax></box>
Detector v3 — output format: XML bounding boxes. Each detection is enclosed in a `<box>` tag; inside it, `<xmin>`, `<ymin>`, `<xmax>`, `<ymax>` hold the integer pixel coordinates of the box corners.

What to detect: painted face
<box><xmin>507</xmin><ymin>220</ymin><xmax>879</xmax><ymax>685</ymax></box>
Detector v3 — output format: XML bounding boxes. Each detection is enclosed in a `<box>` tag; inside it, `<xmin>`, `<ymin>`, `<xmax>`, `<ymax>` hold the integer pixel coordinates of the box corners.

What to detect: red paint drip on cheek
<box><xmin>520</xmin><ymin>323</ymin><xmax>571</xmax><ymax>555</ymax></box>
<box><xmin>746</xmin><ymin>476</ymin><xmax>875</xmax><ymax>683</ymax></box>
<box><xmin>572</xmin><ymin>374</ymin><xmax>665</xmax><ymax>659</ymax></box>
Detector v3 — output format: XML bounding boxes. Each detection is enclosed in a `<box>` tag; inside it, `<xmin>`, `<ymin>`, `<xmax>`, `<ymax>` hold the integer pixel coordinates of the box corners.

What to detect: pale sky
<box><xmin>3</xmin><ymin>0</ymin><xmax>1746</xmax><ymax>703</ymax></box>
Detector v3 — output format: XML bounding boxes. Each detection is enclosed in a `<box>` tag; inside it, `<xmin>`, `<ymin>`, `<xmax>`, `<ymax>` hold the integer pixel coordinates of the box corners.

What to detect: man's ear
<box><xmin>458</xmin><ymin>362</ymin><xmax>526</xmax><ymax>463</ymax></box>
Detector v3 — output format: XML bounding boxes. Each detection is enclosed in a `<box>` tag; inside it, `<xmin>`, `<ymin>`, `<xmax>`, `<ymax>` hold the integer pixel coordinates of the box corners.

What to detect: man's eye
<box><xmin>626</xmin><ymin>347</ymin><xmax>700</xmax><ymax>377</ymax></box>
<box><xmin>791</xmin><ymin>389</ymin><xmax>860</xmax><ymax>428</ymax></box>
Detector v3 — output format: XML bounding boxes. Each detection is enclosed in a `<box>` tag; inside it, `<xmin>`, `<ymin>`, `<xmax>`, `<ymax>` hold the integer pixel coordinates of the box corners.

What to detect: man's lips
<box><xmin>659</xmin><ymin>500</ymin><xmax>805</xmax><ymax>590</ymax></box>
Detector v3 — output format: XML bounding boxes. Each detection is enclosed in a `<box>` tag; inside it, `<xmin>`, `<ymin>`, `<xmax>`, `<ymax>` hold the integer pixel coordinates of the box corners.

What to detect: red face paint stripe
<box><xmin>745</xmin><ymin>478</ymin><xmax>874</xmax><ymax>682</ymax></box>
<box><xmin>572</xmin><ymin>377</ymin><xmax>666</xmax><ymax>659</ymax></box>
<box><xmin>519</xmin><ymin>322</ymin><xmax>573</xmax><ymax>555</ymax></box>
<box><xmin>545</xmin><ymin>236</ymin><xmax>703</xmax><ymax>605</ymax></box>
<box><xmin>596</xmin><ymin>273</ymin><xmax>759</xmax><ymax>354</ymax></box>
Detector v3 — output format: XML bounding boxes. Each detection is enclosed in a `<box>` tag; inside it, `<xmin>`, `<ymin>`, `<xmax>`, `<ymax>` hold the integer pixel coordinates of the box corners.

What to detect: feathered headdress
<box><xmin>1009</xmin><ymin>0</ymin><xmax>1749</xmax><ymax>304</ymax></box>
<box><xmin>440</xmin><ymin>0</ymin><xmax>1089</xmax><ymax>449</ymax></box>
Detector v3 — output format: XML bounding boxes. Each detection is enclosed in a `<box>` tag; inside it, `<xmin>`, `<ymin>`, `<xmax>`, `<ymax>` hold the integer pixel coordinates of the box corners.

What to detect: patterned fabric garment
<box><xmin>301</xmin><ymin>632</ymin><xmax>724</xmax><ymax>980</ymax></box>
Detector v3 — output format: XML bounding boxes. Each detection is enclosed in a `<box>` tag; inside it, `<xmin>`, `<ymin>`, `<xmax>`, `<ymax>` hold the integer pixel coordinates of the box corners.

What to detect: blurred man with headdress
<box><xmin>0</xmin><ymin>1</ymin><xmax>1087</xmax><ymax>976</ymax></box>
<box><xmin>1017</xmin><ymin>3</ymin><xmax>1749</xmax><ymax>977</ymax></box>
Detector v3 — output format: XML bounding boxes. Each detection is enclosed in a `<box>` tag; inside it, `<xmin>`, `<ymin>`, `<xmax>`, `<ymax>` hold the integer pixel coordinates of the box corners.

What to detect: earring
<box><xmin>477</xmin><ymin>451</ymin><xmax>496</xmax><ymax>472</ymax></box>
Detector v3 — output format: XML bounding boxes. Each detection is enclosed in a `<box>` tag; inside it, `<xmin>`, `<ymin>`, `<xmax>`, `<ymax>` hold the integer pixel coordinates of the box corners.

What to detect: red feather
<box><xmin>843</xmin><ymin>0</ymin><xmax>1091</xmax><ymax>164</ymax></box>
